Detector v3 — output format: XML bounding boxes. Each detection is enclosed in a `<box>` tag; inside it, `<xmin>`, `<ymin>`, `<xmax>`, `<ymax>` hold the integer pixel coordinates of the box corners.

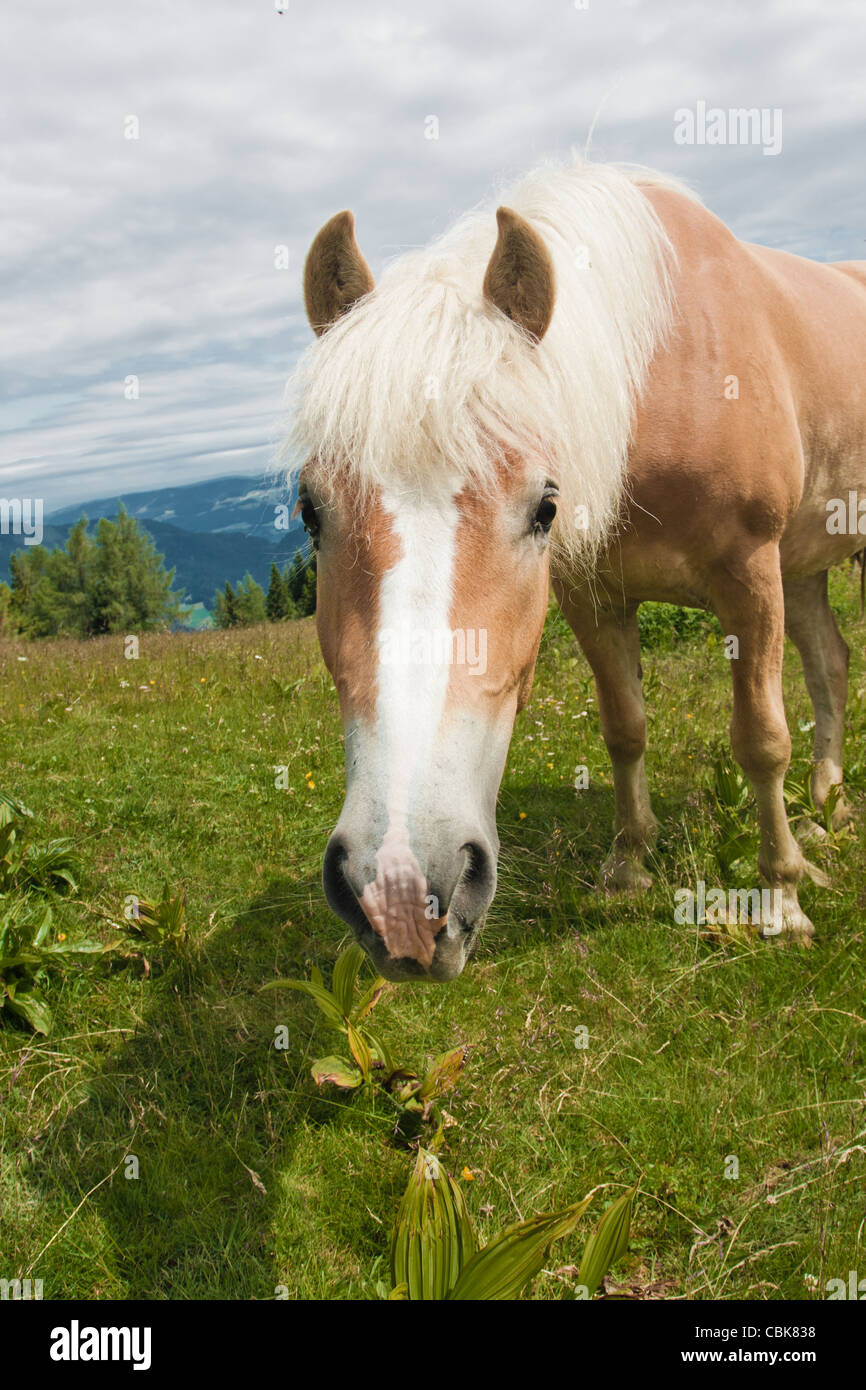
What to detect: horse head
<box><xmin>294</xmin><ymin>206</ymin><xmax>558</xmax><ymax>980</ymax></box>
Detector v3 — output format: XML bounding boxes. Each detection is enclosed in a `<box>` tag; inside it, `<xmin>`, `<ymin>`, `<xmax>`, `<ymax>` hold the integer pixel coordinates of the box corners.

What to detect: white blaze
<box><xmin>359</xmin><ymin>484</ymin><xmax>459</xmax><ymax>963</ymax></box>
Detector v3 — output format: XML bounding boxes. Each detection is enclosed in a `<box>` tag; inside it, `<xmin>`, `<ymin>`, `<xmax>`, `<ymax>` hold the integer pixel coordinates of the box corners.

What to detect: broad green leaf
<box><xmin>332</xmin><ymin>943</ymin><xmax>365</xmax><ymax>1017</ymax></box>
<box><xmin>576</xmin><ymin>1188</ymin><xmax>634</xmax><ymax>1298</ymax></box>
<box><xmin>0</xmin><ymin>794</ymin><xmax>33</xmax><ymax>823</ymax></box>
<box><xmin>362</xmin><ymin>1026</ymin><xmax>395</xmax><ymax>1078</ymax></box>
<box><xmin>0</xmin><ymin>951</ymin><xmax>43</xmax><ymax>969</ymax></box>
<box><xmin>418</xmin><ymin>1045</ymin><xmax>467</xmax><ymax>1102</ymax></box>
<box><xmin>310</xmin><ymin>1055</ymin><xmax>363</xmax><ymax>1089</ymax></box>
<box><xmin>40</xmin><ymin>939</ymin><xmax>104</xmax><ymax>958</ymax></box>
<box><xmin>20</xmin><ymin>840</ymin><xmax>81</xmax><ymax>894</ymax></box>
<box><xmin>5</xmin><ymin>987</ymin><xmax>53</xmax><ymax>1036</ymax></box>
<box><xmin>120</xmin><ymin>885</ymin><xmax>187</xmax><ymax>947</ymax></box>
<box><xmin>395</xmin><ymin>1077</ymin><xmax>422</xmax><ymax>1107</ymax></box>
<box><xmin>30</xmin><ymin>903</ymin><xmax>53</xmax><ymax>947</ymax></box>
<box><xmin>347</xmin><ymin>1022</ymin><xmax>373</xmax><ymax>1082</ymax></box>
<box><xmin>353</xmin><ymin>975</ymin><xmax>388</xmax><ymax>1022</ymax></box>
<box><xmin>260</xmin><ymin>977</ymin><xmax>344</xmax><ymax>1028</ymax></box>
<box><xmin>449</xmin><ymin>1196</ymin><xmax>593</xmax><ymax>1301</ymax></box>
<box><xmin>390</xmin><ymin>1148</ymin><xmax>476</xmax><ymax>1300</ymax></box>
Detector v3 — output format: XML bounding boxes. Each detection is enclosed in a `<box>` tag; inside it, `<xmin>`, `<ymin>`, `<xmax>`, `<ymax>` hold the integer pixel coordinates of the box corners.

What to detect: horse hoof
<box><xmin>599</xmin><ymin>855</ymin><xmax>652</xmax><ymax>893</ymax></box>
<box><xmin>760</xmin><ymin>902</ymin><xmax>816</xmax><ymax>944</ymax></box>
<box><xmin>830</xmin><ymin>800</ymin><xmax>856</xmax><ymax>832</ymax></box>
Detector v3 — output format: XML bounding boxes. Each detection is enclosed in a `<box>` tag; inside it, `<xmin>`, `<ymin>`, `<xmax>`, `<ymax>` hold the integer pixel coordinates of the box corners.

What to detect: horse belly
<box><xmin>781</xmin><ymin>443</ymin><xmax>866</xmax><ymax>577</ymax></box>
<box><xmin>779</xmin><ymin>260</ymin><xmax>866</xmax><ymax>576</ymax></box>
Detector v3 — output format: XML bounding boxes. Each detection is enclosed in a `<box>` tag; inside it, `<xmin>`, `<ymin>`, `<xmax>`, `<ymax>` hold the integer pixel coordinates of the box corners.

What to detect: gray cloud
<box><xmin>1</xmin><ymin>0</ymin><xmax>863</xmax><ymax>507</ymax></box>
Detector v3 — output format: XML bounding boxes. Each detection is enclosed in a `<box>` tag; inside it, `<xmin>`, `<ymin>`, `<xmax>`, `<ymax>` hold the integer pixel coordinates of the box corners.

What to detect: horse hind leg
<box><xmin>783</xmin><ymin>571</ymin><xmax>854</xmax><ymax>832</ymax></box>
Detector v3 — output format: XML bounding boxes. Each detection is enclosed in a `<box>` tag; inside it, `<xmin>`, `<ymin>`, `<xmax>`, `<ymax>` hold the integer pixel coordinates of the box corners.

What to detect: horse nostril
<box><xmin>455</xmin><ymin>839</ymin><xmax>496</xmax><ymax>919</ymax></box>
<box><xmin>322</xmin><ymin>835</ymin><xmax>359</xmax><ymax>921</ymax></box>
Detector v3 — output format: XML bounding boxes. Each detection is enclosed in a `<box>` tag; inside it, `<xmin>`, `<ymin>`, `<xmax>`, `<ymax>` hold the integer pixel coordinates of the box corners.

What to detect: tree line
<box><xmin>213</xmin><ymin>551</ymin><xmax>317</xmax><ymax>628</ymax></box>
<box><xmin>0</xmin><ymin>506</ymin><xmax>316</xmax><ymax>638</ymax></box>
<box><xmin>1</xmin><ymin>509</ymin><xmax>182</xmax><ymax>638</ymax></box>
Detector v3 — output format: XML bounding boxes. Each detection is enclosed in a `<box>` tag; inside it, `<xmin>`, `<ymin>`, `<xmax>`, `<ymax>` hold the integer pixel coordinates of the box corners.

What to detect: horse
<box><xmin>286</xmin><ymin>156</ymin><xmax>866</xmax><ymax>982</ymax></box>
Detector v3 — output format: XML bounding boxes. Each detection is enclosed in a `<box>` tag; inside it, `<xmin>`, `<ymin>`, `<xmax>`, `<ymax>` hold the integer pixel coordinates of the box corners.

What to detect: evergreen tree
<box><xmin>282</xmin><ymin>568</ymin><xmax>299</xmax><ymax>618</ymax></box>
<box><xmin>9</xmin><ymin>545</ymin><xmax>49</xmax><ymax>634</ymax></box>
<box><xmin>297</xmin><ymin>557</ymin><xmax>317</xmax><ymax>617</ymax></box>
<box><xmin>286</xmin><ymin>546</ymin><xmax>317</xmax><ymax>617</ymax></box>
<box><xmin>35</xmin><ymin>518</ymin><xmax>95</xmax><ymax>636</ymax></box>
<box><xmin>285</xmin><ymin>551</ymin><xmax>305</xmax><ymax>609</ymax></box>
<box><xmin>214</xmin><ymin>581</ymin><xmax>241</xmax><ymax>628</ymax></box>
<box><xmin>89</xmin><ymin>506</ymin><xmax>183</xmax><ymax>633</ymax></box>
<box><xmin>213</xmin><ymin>575</ymin><xmax>266</xmax><ymax>628</ymax></box>
<box><xmin>265</xmin><ymin>562</ymin><xmax>289</xmax><ymax>621</ymax></box>
<box><xmin>9</xmin><ymin>521</ymin><xmax>92</xmax><ymax>637</ymax></box>
<box><xmin>7</xmin><ymin>508</ymin><xmax>182</xmax><ymax>638</ymax></box>
<box><xmin>0</xmin><ymin>580</ymin><xmax>12</xmax><ymax>636</ymax></box>
<box><xmin>235</xmin><ymin>573</ymin><xmax>267</xmax><ymax>625</ymax></box>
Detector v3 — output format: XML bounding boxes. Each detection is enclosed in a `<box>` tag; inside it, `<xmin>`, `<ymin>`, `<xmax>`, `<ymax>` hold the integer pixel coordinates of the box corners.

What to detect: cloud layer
<box><xmin>1</xmin><ymin>0</ymin><xmax>863</xmax><ymax>508</ymax></box>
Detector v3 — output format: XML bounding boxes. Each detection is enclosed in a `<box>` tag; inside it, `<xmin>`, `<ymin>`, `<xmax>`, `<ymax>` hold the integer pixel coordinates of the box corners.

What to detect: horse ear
<box><xmin>482</xmin><ymin>206</ymin><xmax>555</xmax><ymax>343</ymax></box>
<box><xmin>304</xmin><ymin>210</ymin><xmax>375</xmax><ymax>336</ymax></box>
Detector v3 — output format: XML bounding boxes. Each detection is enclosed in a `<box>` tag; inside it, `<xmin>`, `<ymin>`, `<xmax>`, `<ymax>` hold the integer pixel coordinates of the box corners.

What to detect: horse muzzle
<box><xmin>322</xmin><ymin>828</ymin><xmax>497</xmax><ymax>982</ymax></box>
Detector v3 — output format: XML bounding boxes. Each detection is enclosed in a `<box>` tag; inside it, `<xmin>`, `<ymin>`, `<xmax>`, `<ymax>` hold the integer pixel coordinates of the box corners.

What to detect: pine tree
<box><xmin>282</xmin><ymin>567</ymin><xmax>299</xmax><ymax>619</ymax></box>
<box><xmin>0</xmin><ymin>580</ymin><xmax>12</xmax><ymax>636</ymax></box>
<box><xmin>89</xmin><ymin>506</ymin><xmax>182</xmax><ymax>633</ymax></box>
<box><xmin>235</xmin><ymin>573</ymin><xmax>267</xmax><ymax>625</ymax></box>
<box><xmin>6</xmin><ymin>508</ymin><xmax>182</xmax><ymax>637</ymax></box>
<box><xmin>214</xmin><ymin>575</ymin><xmax>267</xmax><ymax>628</ymax></box>
<box><xmin>286</xmin><ymin>547</ymin><xmax>317</xmax><ymax>617</ymax></box>
<box><xmin>285</xmin><ymin>551</ymin><xmax>305</xmax><ymax>608</ymax></box>
<box><xmin>9</xmin><ymin>546</ymin><xmax>47</xmax><ymax>633</ymax></box>
<box><xmin>298</xmin><ymin>558</ymin><xmax>317</xmax><ymax>617</ymax></box>
<box><xmin>265</xmin><ymin>562</ymin><xmax>289</xmax><ymax>621</ymax></box>
<box><xmin>9</xmin><ymin>525</ymin><xmax>90</xmax><ymax>637</ymax></box>
<box><xmin>214</xmin><ymin>581</ymin><xmax>241</xmax><ymax>628</ymax></box>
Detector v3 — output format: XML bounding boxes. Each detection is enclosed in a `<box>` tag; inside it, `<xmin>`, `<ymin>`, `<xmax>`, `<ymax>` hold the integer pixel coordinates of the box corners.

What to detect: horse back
<box><xmin>615</xmin><ymin>186</ymin><xmax>866</xmax><ymax>596</ymax></box>
<box><xmin>832</xmin><ymin>260</ymin><xmax>866</xmax><ymax>292</ymax></box>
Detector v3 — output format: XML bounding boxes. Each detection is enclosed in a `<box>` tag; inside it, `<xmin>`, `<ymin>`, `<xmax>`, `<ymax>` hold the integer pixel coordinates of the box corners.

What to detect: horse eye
<box><xmin>534</xmin><ymin>496</ymin><xmax>557</xmax><ymax>534</ymax></box>
<box><xmin>300</xmin><ymin>497</ymin><xmax>320</xmax><ymax>545</ymax></box>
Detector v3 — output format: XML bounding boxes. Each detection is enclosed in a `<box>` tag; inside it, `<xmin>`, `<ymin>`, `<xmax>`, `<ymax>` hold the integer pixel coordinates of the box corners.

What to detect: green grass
<box><xmin>0</xmin><ymin>576</ymin><xmax>864</xmax><ymax>1301</ymax></box>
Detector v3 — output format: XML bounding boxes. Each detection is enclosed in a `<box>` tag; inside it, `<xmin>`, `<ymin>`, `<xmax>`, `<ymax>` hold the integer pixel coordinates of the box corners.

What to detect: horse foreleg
<box><xmin>783</xmin><ymin>571</ymin><xmax>853</xmax><ymax>832</ymax></box>
<box><xmin>712</xmin><ymin>546</ymin><xmax>824</xmax><ymax>941</ymax></box>
<box><xmin>556</xmin><ymin>591</ymin><xmax>657</xmax><ymax>891</ymax></box>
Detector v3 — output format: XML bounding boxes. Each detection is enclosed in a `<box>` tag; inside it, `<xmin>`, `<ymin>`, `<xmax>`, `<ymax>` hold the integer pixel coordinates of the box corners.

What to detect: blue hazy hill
<box><xmin>2</xmin><ymin>474</ymin><xmax>307</xmax><ymax>607</ymax></box>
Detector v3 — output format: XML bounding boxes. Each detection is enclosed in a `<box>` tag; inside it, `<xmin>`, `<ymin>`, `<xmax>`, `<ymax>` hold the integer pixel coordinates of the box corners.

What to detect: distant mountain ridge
<box><xmin>2</xmin><ymin>473</ymin><xmax>307</xmax><ymax>607</ymax></box>
<box><xmin>47</xmin><ymin>473</ymin><xmax>297</xmax><ymax>541</ymax></box>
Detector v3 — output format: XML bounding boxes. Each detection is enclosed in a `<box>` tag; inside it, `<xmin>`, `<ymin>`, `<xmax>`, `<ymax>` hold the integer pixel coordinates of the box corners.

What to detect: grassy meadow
<box><xmin>0</xmin><ymin>569</ymin><xmax>864</xmax><ymax>1301</ymax></box>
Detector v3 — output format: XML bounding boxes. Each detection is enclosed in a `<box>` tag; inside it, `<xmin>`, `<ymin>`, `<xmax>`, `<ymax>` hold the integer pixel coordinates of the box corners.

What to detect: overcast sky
<box><xmin>1</xmin><ymin>0</ymin><xmax>864</xmax><ymax>511</ymax></box>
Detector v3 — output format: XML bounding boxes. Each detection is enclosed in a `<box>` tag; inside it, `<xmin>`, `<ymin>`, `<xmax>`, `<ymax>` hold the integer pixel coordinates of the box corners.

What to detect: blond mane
<box><xmin>285</xmin><ymin>156</ymin><xmax>692</xmax><ymax>566</ymax></box>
